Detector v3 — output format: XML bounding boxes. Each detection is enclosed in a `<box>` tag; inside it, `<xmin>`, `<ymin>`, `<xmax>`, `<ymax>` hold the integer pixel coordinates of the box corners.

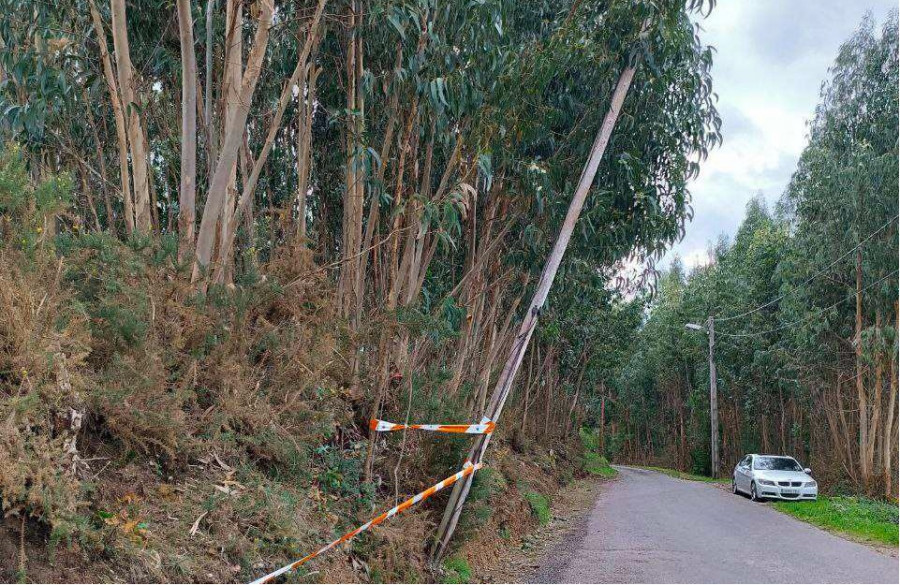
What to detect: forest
<box><xmin>0</xmin><ymin>0</ymin><xmax>894</xmax><ymax>582</ymax></box>
<box><xmin>0</xmin><ymin>0</ymin><xmax>718</xmax><ymax>581</ymax></box>
<box><xmin>604</xmin><ymin>14</ymin><xmax>899</xmax><ymax>498</ymax></box>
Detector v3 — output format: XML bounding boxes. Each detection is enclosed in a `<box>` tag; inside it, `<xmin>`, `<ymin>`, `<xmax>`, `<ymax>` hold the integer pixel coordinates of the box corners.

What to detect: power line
<box><xmin>715</xmin><ymin>214</ymin><xmax>899</xmax><ymax>323</ymax></box>
<box><xmin>717</xmin><ymin>269</ymin><xmax>898</xmax><ymax>339</ymax></box>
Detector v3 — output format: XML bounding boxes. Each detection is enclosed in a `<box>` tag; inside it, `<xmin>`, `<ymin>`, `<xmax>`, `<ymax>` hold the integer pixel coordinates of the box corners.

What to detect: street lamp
<box><xmin>685</xmin><ymin>316</ymin><xmax>719</xmax><ymax>478</ymax></box>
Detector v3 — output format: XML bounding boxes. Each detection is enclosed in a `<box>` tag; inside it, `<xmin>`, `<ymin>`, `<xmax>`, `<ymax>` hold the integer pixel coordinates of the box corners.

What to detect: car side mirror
<box><xmin>803</xmin><ymin>468</ymin><xmax>811</xmax><ymax>474</ymax></box>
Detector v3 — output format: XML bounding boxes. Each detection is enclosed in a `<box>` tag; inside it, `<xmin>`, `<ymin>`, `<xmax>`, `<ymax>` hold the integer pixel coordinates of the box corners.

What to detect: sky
<box><xmin>662</xmin><ymin>0</ymin><xmax>897</xmax><ymax>270</ymax></box>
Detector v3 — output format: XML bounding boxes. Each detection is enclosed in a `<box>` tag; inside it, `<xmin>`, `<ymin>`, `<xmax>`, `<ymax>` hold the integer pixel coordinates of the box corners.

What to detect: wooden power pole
<box><xmin>429</xmin><ymin>61</ymin><xmax>639</xmax><ymax>563</ymax></box>
<box><xmin>707</xmin><ymin>315</ymin><xmax>719</xmax><ymax>478</ymax></box>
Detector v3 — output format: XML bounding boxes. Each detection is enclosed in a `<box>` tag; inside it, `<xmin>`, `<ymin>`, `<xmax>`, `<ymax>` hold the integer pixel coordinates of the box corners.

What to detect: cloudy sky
<box><xmin>663</xmin><ymin>0</ymin><xmax>897</xmax><ymax>270</ymax></box>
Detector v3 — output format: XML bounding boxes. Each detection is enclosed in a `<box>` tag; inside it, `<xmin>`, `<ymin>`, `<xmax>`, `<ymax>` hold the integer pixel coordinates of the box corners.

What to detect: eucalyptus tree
<box><xmin>2</xmin><ymin>0</ymin><xmax>726</xmax><ymax>562</ymax></box>
<box><xmin>781</xmin><ymin>12</ymin><xmax>898</xmax><ymax>492</ymax></box>
<box><xmin>429</xmin><ymin>0</ymin><xmax>721</xmax><ymax>559</ymax></box>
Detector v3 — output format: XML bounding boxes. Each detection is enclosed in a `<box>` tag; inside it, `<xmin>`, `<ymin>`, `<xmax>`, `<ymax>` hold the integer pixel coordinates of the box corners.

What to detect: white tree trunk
<box><xmin>88</xmin><ymin>0</ymin><xmax>134</xmax><ymax>234</ymax></box>
<box><xmin>212</xmin><ymin>0</ymin><xmax>327</xmax><ymax>282</ymax></box>
<box><xmin>193</xmin><ymin>0</ymin><xmax>274</xmax><ymax>279</ymax></box>
<box><xmin>177</xmin><ymin>0</ymin><xmax>198</xmax><ymax>255</ymax></box>
<box><xmin>109</xmin><ymin>0</ymin><xmax>152</xmax><ymax>233</ymax></box>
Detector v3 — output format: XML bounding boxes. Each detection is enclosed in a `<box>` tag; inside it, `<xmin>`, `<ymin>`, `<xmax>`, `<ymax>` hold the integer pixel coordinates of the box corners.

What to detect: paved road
<box><xmin>534</xmin><ymin>466</ymin><xmax>898</xmax><ymax>584</ymax></box>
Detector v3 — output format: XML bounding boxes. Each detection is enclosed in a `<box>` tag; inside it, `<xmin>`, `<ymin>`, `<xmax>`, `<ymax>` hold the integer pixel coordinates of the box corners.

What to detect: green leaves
<box><xmin>605</xmin><ymin>12</ymin><xmax>898</xmax><ymax>485</ymax></box>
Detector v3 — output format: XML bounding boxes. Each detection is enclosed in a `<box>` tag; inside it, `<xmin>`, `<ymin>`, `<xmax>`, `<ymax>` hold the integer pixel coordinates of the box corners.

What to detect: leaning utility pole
<box><xmin>707</xmin><ymin>315</ymin><xmax>719</xmax><ymax>478</ymax></box>
<box><xmin>430</xmin><ymin>59</ymin><xmax>639</xmax><ymax>563</ymax></box>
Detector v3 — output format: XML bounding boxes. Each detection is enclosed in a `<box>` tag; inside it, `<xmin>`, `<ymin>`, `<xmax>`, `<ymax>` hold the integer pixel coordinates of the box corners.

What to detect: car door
<box><xmin>734</xmin><ymin>456</ymin><xmax>747</xmax><ymax>490</ymax></box>
<box><xmin>738</xmin><ymin>456</ymin><xmax>753</xmax><ymax>491</ymax></box>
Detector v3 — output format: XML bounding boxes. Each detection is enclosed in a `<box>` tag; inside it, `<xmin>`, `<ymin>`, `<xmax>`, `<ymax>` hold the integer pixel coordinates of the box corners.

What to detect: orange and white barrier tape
<box><xmin>370</xmin><ymin>416</ymin><xmax>495</xmax><ymax>435</ymax></box>
<box><xmin>250</xmin><ymin>462</ymin><xmax>483</xmax><ymax>584</ymax></box>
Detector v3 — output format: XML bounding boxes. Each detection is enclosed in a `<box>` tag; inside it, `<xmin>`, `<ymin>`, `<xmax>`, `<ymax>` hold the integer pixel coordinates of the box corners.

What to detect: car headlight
<box><xmin>804</xmin><ymin>481</ymin><xmax>817</xmax><ymax>487</ymax></box>
<box><xmin>758</xmin><ymin>480</ymin><xmax>775</xmax><ymax>486</ymax></box>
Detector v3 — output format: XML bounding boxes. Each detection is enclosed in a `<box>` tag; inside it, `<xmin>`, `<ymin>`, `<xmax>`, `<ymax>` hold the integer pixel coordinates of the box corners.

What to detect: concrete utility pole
<box><xmin>429</xmin><ymin>61</ymin><xmax>640</xmax><ymax>564</ymax></box>
<box><xmin>685</xmin><ymin>317</ymin><xmax>719</xmax><ymax>478</ymax></box>
<box><xmin>707</xmin><ymin>316</ymin><xmax>719</xmax><ymax>478</ymax></box>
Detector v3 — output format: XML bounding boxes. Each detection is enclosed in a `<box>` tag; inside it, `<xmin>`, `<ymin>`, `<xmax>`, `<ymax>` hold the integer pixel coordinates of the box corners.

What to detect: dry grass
<box><xmin>0</xmin><ymin>157</ymin><xmax>588</xmax><ymax>583</ymax></box>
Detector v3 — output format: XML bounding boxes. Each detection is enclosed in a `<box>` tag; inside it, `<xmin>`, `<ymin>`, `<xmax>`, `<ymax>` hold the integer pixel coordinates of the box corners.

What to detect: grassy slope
<box><xmin>578</xmin><ymin>428</ymin><xmax>618</xmax><ymax>478</ymax></box>
<box><xmin>773</xmin><ymin>496</ymin><xmax>899</xmax><ymax>546</ymax></box>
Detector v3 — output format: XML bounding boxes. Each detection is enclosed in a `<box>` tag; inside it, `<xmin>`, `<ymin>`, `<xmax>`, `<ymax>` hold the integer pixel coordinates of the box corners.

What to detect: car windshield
<box><xmin>753</xmin><ymin>456</ymin><xmax>802</xmax><ymax>471</ymax></box>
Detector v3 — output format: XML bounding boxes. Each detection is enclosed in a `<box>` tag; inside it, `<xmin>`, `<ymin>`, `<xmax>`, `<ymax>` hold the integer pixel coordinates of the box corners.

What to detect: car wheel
<box><xmin>750</xmin><ymin>482</ymin><xmax>760</xmax><ymax>502</ymax></box>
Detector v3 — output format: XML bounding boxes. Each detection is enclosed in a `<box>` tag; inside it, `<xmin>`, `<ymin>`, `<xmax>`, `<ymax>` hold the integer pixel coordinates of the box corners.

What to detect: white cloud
<box><xmin>660</xmin><ymin>0</ymin><xmax>896</xmax><ymax>271</ymax></box>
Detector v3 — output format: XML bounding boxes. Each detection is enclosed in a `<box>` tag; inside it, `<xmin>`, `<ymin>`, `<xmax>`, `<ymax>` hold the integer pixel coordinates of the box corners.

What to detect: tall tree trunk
<box><xmin>204</xmin><ymin>0</ymin><xmax>217</xmax><ymax>169</ymax></box>
<box><xmin>867</xmin><ymin>309</ymin><xmax>882</xmax><ymax>477</ymax></box>
<box><xmin>855</xmin><ymin>248</ymin><xmax>869</xmax><ymax>486</ymax></box>
<box><xmin>778</xmin><ymin>386</ymin><xmax>787</xmax><ymax>454</ymax></box>
<box><xmin>109</xmin><ymin>0</ymin><xmax>152</xmax><ymax>233</ymax></box>
<box><xmin>431</xmin><ymin>61</ymin><xmax>638</xmax><ymax>562</ymax></box>
<box><xmin>88</xmin><ymin>0</ymin><xmax>134</xmax><ymax>235</ymax></box>
<box><xmin>337</xmin><ymin>0</ymin><xmax>366</xmax><ymax>318</ymax></box>
<box><xmin>295</xmin><ymin>60</ymin><xmax>321</xmax><ymax>240</ymax></box>
<box><xmin>565</xmin><ymin>351</ymin><xmax>588</xmax><ymax>437</ymax></box>
<box><xmin>884</xmin><ymin>302</ymin><xmax>898</xmax><ymax>497</ymax></box>
<box><xmin>544</xmin><ymin>350</ymin><xmax>554</xmax><ymax>437</ymax></box>
<box><xmin>82</xmin><ymin>90</ymin><xmax>115</xmax><ymax>230</ymax></box>
<box><xmin>599</xmin><ymin>391</ymin><xmax>606</xmax><ymax>455</ymax></box>
<box><xmin>217</xmin><ymin>0</ymin><xmax>243</xmax><ymax>284</ymax></box>
<box><xmin>521</xmin><ymin>347</ymin><xmax>536</xmax><ymax>430</ymax></box>
<box><xmin>193</xmin><ymin>0</ymin><xmax>274</xmax><ymax>279</ymax></box>
<box><xmin>212</xmin><ymin>0</ymin><xmax>327</xmax><ymax>283</ymax></box>
<box><xmin>836</xmin><ymin>374</ymin><xmax>858</xmax><ymax>483</ymax></box>
<box><xmin>177</xmin><ymin>0</ymin><xmax>198</xmax><ymax>257</ymax></box>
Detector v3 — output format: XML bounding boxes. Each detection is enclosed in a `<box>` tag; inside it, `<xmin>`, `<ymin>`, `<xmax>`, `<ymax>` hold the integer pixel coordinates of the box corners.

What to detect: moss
<box><xmin>583</xmin><ymin>453</ymin><xmax>618</xmax><ymax>478</ymax></box>
<box><xmin>442</xmin><ymin>557</ymin><xmax>472</xmax><ymax>584</ymax></box>
<box><xmin>523</xmin><ymin>491</ymin><xmax>551</xmax><ymax>525</ymax></box>
<box><xmin>579</xmin><ymin>427</ymin><xmax>617</xmax><ymax>478</ymax></box>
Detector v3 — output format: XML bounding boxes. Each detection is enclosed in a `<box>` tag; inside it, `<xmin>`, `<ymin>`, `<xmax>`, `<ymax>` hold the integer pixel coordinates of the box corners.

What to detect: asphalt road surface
<box><xmin>534</xmin><ymin>466</ymin><xmax>898</xmax><ymax>584</ymax></box>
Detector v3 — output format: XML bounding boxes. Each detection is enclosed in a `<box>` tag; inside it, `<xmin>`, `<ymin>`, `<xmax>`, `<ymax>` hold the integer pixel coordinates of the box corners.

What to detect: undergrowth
<box><xmin>441</xmin><ymin>556</ymin><xmax>472</xmax><ymax>584</ymax></box>
<box><xmin>579</xmin><ymin>427</ymin><xmax>617</xmax><ymax>478</ymax></box>
<box><xmin>0</xmin><ymin>145</ymin><xmax>588</xmax><ymax>582</ymax></box>
<box><xmin>0</xmin><ymin>148</ymin><xmax>376</xmax><ymax>581</ymax></box>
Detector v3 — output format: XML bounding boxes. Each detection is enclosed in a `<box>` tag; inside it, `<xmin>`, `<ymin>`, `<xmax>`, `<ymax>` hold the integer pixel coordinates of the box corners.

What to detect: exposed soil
<box><xmin>465</xmin><ymin>474</ymin><xmax>609</xmax><ymax>583</ymax></box>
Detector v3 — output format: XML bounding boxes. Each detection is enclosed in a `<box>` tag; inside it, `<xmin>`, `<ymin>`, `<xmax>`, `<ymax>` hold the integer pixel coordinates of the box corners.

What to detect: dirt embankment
<box><xmin>1</xmin><ymin>440</ymin><xmax>597</xmax><ymax>583</ymax></box>
<box><xmin>464</xmin><ymin>474</ymin><xmax>606</xmax><ymax>583</ymax></box>
<box><xmin>0</xmin><ymin>229</ymin><xmax>599</xmax><ymax>584</ymax></box>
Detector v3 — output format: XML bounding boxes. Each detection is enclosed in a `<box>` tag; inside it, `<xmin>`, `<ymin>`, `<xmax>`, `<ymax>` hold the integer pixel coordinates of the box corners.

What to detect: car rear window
<box><xmin>753</xmin><ymin>456</ymin><xmax>802</xmax><ymax>471</ymax></box>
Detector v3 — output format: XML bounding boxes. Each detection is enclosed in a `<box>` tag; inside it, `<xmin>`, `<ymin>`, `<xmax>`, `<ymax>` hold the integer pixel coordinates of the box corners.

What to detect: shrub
<box><xmin>0</xmin><ymin>227</ymin><xmax>89</xmax><ymax>533</ymax></box>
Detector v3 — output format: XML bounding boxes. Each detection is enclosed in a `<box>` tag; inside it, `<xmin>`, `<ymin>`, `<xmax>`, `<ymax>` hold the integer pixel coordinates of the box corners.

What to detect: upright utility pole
<box><xmin>685</xmin><ymin>318</ymin><xmax>719</xmax><ymax>478</ymax></box>
<box><xmin>707</xmin><ymin>315</ymin><xmax>719</xmax><ymax>478</ymax></box>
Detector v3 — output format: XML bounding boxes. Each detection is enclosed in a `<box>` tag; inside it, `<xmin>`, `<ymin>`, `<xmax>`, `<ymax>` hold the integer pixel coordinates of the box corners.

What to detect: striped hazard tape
<box><xmin>370</xmin><ymin>416</ymin><xmax>495</xmax><ymax>435</ymax></box>
<box><xmin>250</xmin><ymin>462</ymin><xmax>484</xmax><ymax>584</ymax></box>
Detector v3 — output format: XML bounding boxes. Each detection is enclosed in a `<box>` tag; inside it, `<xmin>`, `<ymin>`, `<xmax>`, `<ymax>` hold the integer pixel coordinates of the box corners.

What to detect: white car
<box><xmin>732</xmin><ymin>454</ymin><xmax>818</xmax><ymax>501</ymax></box>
